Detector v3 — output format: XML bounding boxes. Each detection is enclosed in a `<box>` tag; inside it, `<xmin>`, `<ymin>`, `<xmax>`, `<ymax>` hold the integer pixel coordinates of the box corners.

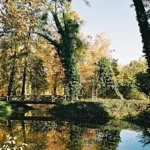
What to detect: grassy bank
<box><xmin>62</xmin><ymin>99</ymin><xmax>149</xmax><ymax>119</ymax></box>
<box><xmin>80</xmin><ymin>99</ymin><xmax>149</xmax><ymax>119</ymax></box>
<box><xmin>50</xmin><ymin>99</ymin><xmax>149</xmax><ymax>127</ymax></box>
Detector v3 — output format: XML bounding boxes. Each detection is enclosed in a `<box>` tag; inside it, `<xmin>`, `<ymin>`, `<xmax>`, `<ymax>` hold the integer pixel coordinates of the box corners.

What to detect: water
<box><xmin>0</xmin><ymin>107</ymin><xmax>150</xmax><ymax>150</ymax></box>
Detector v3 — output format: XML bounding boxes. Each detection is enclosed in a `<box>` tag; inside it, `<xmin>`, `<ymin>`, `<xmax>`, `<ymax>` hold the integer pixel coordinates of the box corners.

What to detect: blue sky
<box><xmin>72</xmin><ymin>0</ymin><xmax>144</xmax><ymax>64</ymax></box>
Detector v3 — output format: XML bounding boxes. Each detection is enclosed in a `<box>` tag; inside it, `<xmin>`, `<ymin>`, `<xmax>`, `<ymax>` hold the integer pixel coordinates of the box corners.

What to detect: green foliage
<box><xmin>136</xmin><ymin>108</ymin><xmax>150</xmax><ymax>127</ymax></box>
<box><xmin>136</xmin><ymin>73</ymin><xmax>150</xmax><ymax>95</ymax></box>
<box><xmin>119</xmin><ymin>81</ymin><xmax>135</xmax><ymax>96</ymax></box>
<box><xmin>97</xmin><ymin>57</ymin><xmax>123</xmax><ymax>99</ymax></box>
<box><xmin>117</xmin><ymin>60</ymin><xmax>146</xmax><ymax>85</ymax></box>
<box><xmin>68</xmin><ymin>125</ymin><xmax>83</xmax><ymax>150</ymax></box>
<box><xmin>37</xmin><ymin>0</ymin><xmax>84</xmax><ymax>100</ymax></box>
<box><xmin>132</xmin><ymin>0</ymin><xmax>150</xmax><ymax>73</ymax></box>
<box><xmin>0</xmin><ymin>102</ymin><xmax>12</xmax><ymax>118</ymax></box>
<box><xmin>125</xmin><ymin>88</ymin><xmax>147</xmax><ymax>100</ymax></box>
<box><xmin>80</xmin><ymin>99</ymin><xmax>149</xmax><ymax>119</ymax></box>
<box><xmin>97</xmin><ymin>129</ymin><xmax>120</xmax><ymax>150</ymax></box>
<box><xmin>117</xmin><ymin>60</ymin><xmax>147</xmax><ymax>99</ymax></box>
<box><xmin>111</xmin><ymin>59</ymin><xmax>120</xmax><ymax>77</ymax></box>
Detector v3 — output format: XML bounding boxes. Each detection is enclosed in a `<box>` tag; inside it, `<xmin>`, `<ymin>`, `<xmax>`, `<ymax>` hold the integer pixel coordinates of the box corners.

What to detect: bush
<box><xmin>125</xmin><ymin>88</ymin><xmax>147</xmax><ymax>100</ymax></box>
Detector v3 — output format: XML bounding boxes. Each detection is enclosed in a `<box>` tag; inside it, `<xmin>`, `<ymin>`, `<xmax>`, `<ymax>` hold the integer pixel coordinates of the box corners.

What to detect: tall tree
<box><xmin>78</xmin><ymin>33</ymin><xmax>111</xmax><ymax>98</ymax></box>
<box><xmin>0</xmin><ymin>0</ymin><xmax>46</xmax><ymax>96</ymax></box>
<box><xmin>97</xmin><ymin>57</ymin><xmax>123</xmax><ymax>99</ymax></box>
<box><xmin>132</xmin><ymin>0</ymin><xmax>150</xmax><ymax>73</ymax></box>
<box><xmin>36</xmin><ymin>0</ymin><xmax>84</xmax><ymax>100</ymax></box>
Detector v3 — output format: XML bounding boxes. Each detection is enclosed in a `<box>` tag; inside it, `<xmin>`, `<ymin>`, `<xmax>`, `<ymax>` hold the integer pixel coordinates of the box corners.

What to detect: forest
<box><xmin>0</xmin><ymin>0</ymin><xmax>149</xmax><ymax>101</ymax></box>
<box><xmin>0</xmin><ymin>0</ymin><xmax>150</xmax><ymax>150</ymax></box>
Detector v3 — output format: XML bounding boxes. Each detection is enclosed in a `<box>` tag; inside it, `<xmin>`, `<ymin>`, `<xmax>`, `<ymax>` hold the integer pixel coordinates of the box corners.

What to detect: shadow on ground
<box><xmin>49</xmin><ymin>102</ymin><xmax>110</xmax><ymax>127</ymax></box>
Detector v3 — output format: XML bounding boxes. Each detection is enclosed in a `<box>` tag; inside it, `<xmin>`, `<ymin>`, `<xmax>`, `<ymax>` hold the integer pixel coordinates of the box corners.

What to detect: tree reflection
<box><xmin>29</xmin><ymin>120</ymin><xmax>57</xmax><ymax>132</ymax></box>
<box><xmin>68</xmin><ymin>125</ymin><xmax>83</xmax><ymax>150</ymax></box>
<box><xmin>139</xmin><ymin>128</ymin><xmax>150</xmax><ymax>147</ymax></box>
<box><xmin>96</xmin><ymin>129</ymin><xmax>120</xmax><ymax>150</ymax></box>
<box><xmin>82</xmin><ymin>128</ymin><xmax>120</xmax><ymax>150</ymax></box>
<box><xmin>0</xmin><ymin>114</ymin><xmax>150</xmax><ymax>150</ymax></box>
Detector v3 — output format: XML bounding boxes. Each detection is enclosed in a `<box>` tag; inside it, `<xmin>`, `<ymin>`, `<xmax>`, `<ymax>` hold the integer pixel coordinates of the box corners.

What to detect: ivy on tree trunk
<box><xmin>133</xmin><ymin>0</ymin><xmax>150</xmax><ymax>73</ymax></box>
<box><xmin>36</xmin><ymin>1</ymin><xmax>82</xmax><ymax>101</ymax></box>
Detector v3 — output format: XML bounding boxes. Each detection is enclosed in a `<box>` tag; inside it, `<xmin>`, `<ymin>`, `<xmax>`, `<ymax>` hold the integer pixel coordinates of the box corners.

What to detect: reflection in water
<box><xmin>139</xmin><ymin>128</ymin><xmax>150</xmax><ymax>147</ymax></box>
<box><xmin>117</xmin><ymin>130</ymin><xmax>150</xmax><ymax>150</ymax></box>
<box><xmin>68</xmin><ymin>125</ymin><xmax>83</xmax><ymax>150</ymax></box>
<box><xmin>96</xmin><ymin>129</ymin><xmax>120</xmax><ymax>150</ymax></box>
<box><xmin>0</xmin><ymin>109</ymin><xmax>150</xmax><ymax>150</ymax></box>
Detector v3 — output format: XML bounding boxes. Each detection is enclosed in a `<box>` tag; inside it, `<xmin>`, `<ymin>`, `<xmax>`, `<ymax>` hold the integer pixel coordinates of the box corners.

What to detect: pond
<box><xmin>0</xmin><ymin>106</ymin><xmax>150</xmax><ymax>150</ymax></box>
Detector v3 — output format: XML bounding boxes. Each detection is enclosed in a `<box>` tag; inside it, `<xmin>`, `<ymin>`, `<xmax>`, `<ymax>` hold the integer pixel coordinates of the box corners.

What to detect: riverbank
<box><xmin>0</xmin><ymin>99</ymin><xmax>149</xmax><ymax>127</ymax></box>
<box><xmin>80</xmin><ymin>99</ymin><xmax>149</xmax><ymax>119</ymax></box>
<box><xmin>50</xmin><ymin>99</ymin><xmax>150</xmax><ymax>127</ymax></box>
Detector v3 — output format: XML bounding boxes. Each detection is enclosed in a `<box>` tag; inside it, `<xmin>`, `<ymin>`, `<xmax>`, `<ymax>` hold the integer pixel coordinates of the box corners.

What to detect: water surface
<box><xmin>0</xmin><ymin>106</ymin><xmax>149</xmax><ymax>150</ymax></box>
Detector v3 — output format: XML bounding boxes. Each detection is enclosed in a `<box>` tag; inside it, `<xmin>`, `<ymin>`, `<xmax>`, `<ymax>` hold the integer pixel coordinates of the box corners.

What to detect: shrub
<box><xmin>125</xmin><ymin>88</ymin><xmax>147</xmax><ymax>100</ymax></box>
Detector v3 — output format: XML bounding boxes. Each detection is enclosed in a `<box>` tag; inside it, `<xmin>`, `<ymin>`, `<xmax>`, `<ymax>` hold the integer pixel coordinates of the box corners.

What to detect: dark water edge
<box><xmin>0</xmin><ymin>105</ymin><xmax>150</xmax><ymax>150</ymax></box>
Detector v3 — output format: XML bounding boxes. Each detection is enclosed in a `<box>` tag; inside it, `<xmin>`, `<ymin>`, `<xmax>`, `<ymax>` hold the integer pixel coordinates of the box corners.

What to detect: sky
<box><xmin>72</xmin><ymin>0</ymin><xmax>144</xmax><ymax>64</ymax></box>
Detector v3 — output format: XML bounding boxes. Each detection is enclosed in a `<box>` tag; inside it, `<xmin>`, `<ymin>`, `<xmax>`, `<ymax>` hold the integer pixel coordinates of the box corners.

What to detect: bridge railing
<box><xmin>0</xmin><ymin>95</ymin><xmax>67</xmax><ymax>102</ymax></box>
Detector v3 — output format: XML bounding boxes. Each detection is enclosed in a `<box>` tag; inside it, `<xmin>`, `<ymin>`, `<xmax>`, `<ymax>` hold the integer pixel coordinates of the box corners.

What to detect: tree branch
<box><xmin>35</xmin><ymin>31</ymin><xmax>60</xmax><ymax>47</ymax></box>
<box><xmin>35</xmin><ymin>31</ymin><xmax>61</xmax><ymax>57</ymax></box>
<box><xmin>50</xmin><ymin>2</ymin><xmax>64</xmax><ymax>36</ymax></box>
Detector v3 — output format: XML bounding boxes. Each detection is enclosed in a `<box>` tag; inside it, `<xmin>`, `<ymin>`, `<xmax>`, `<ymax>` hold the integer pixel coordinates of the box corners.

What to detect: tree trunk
<box><xmin>53</xmin><ymin>74</ymin><xmax>57</xmax><ymax>95</ymax></box>
<box><xmin>58</xmin><ymin>37</ymin><xmax>81</xmax><ymax>101</ymax></box>
<box><xmin>7</xmin><ymin>51</ymin><xmax>16</xmax><ymax>96</ymax></box>
<box><xmin>62</xmin><ymin>56</ymin><xmax>81</xmax><ymax>101</ymax></box>
<box><xmin>21</xmin><ymin>59</ymin><xmax>27</xmax><ymax>96</ymax></box>
<box><xmin>91</xmin><ymin>78</ymin><xmax>95</xmax><ymax>99</ymax></box>
<box><xmin>133</xmin><ymin>0</ymin><xmax>150</xmax><ymax>73</ymax></box>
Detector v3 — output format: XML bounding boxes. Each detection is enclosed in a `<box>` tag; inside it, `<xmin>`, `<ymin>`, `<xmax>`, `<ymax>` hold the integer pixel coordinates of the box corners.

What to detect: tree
<box><xmin>117</xmin><ymin>59</ymin><xmax>147</xmax><ymax>99</ymax></box>
<box><xmin>0</xmin><ymin>0</ymin><xmax>47</xmax><ymax>96</ymax></box>
<box><xmin>36</xmin><ymin>0</ymin><xmax>84</xmax><ymax>100</ymax></box>
<box><xmin>97</xmin><ymin>57</ymin><xmax>123</xmax><ymax>99</ymax></box>
<box><xmin>68</xmin><ymin>125</ymin><xmax>83</xmax><ymax>150</ymax></box>
<box><xmin>111</xmin><ymin>59</ymin><xmax>120</xmax><ymax>77</ymax></box>
<box><xmin>78</xmin><ymin>33</ymin><xmax>111</xmax><ymax>98</ymax></box>
<box><xmin>97</xmin><ymin>129</ymin><xmax>120</xmax><ymax>150</ymax></box>
<box><xmin>136</xmin><ymin>72</ymin><xmax>150</xmax><ymax>95</ymax></box>
<box><xmin>29</xmin><ymin>55</ymin><xmax>48</xmax><ymax>95</ymax></box>
<box><xmin>132</xmin><ymin>0</ymin><xmax>150</xmax><ymax>73</ymax></box>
